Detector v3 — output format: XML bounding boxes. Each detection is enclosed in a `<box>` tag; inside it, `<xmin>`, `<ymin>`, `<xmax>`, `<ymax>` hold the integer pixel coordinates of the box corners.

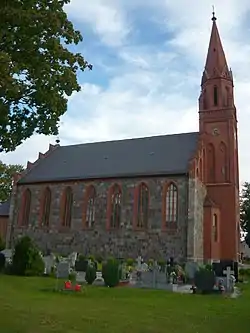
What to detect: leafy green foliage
<box><xmin>194</xmin><ymin>266</ymin><xmax>215</xmax><ymax>293</ymax></box>
<box><xmin>11</xmin><ymin>236</ymin><xmax>44</xmax><ymax>276</ymax></box>
<box><xmin>0</xmin><ymin>252</ymin><xmax>5</xmax><ymax>271</ymax></box>
<box><xmin>0</xmin><ymin>0</ymin><xmax>92</xmax><ymax>152</ymax></box>
<box><xmin>0</xmin><ymin>161</ymin><xmax>24</xmax><ymax>202</ymax></box>
<box><xmin>85</xmin><ymin>263</ymin><xmax>97</xmax><ymax>285</ymax></box>
<box><xmin>240</xmin><ymin>182</ymin><xmax>250</xmax><ymax>247</ymax></box>
<box><xmin>102</xmin><ymin>258</ymin><xmax>120</xmax><ymax>287</ymax></box>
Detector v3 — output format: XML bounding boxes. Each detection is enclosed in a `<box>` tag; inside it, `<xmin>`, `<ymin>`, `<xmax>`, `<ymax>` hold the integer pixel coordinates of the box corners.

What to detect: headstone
<box><xmin>68</xmin><ymin>252</ymin><xmax>77</xmax><ymax>268</ymax></box>
<box><xmin>135</xmin><ymin>256</ymin><xmax>143</xmax><ymax>271</ymax></box>
<box><xmin>57</xmin><ymin>261</ymin><xmax>70</xmax><ymax>279</ymax></box>
<box><xmin>76</xmin><ymin>271</ymin><xmax>86</xmax><ymax>283</ymax></box>
<box><xmin>43</xmin><ymin>255</ymin><xmax>55</xmax><ymax>275</ymax></box>
<box><xmin>0</xmin><ymin>249</ymin><xmax>12</xmax><ymax>263</ymax></box>
<box><xmin>93</xmin><ymin>271</ymin><xmax>105</xmax><ymax>286</ymax></box>
<box><xmin>223</xmin><ymin>266</ymin><xmax>234</xmax><ymax>291</ymax></box>
<box><xmin>185</xmin><ymin>262</ymin><xmax>199</xmax><ymax>280</ymax></box>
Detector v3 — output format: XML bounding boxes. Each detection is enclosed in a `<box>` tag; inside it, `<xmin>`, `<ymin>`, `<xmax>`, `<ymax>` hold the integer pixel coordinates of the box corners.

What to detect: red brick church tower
<box><xmin>199</xmin><ymin>13</ymin><xmax>240</xmax><ymax>261</ymax></box>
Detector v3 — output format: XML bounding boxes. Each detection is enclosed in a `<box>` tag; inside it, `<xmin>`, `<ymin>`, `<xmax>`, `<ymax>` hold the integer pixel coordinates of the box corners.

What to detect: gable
<box><xmin>19</xmin><ymin>132</ymin><xmax>199</xmax><ymax>184</ymax></box>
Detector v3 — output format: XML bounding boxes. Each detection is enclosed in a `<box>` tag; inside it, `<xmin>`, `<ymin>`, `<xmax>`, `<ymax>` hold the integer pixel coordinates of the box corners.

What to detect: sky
<box><xmin>1</xmin><ymin>0</ymin><xmax>250</xmax><ymax>183</ymax></box>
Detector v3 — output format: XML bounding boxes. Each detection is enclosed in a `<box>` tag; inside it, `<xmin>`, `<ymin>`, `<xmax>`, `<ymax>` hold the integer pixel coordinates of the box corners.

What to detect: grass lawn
<box><xmin>0</xmin><ymin>275</ymin><xmax>249</xmax><ymax>333</ymax></box>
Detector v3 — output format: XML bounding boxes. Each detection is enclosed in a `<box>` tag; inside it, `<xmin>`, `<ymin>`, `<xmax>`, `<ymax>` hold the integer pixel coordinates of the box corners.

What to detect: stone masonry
<box><xmin>7</xmin><ymin>175</ymin><xmax>198</xmax><ymax>261</ymax></box>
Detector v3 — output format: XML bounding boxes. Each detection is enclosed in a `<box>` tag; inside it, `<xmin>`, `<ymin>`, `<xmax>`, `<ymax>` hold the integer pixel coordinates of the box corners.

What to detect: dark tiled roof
<box><xmin>19</xmin><ymin>132</ymin><xmax>199</xmax><ymax>184</ymax></box>
<box><xmin>0</xmin><ymin>201</ymin><xmax>10</xmax><ymax>216</ymax></box>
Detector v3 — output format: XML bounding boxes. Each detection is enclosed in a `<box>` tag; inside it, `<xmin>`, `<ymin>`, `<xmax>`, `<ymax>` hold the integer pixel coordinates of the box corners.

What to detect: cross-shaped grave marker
<box><xmin>223</xmin><ymin>266</ymin><xmax>234</xmax><ymax>291</ymax></box>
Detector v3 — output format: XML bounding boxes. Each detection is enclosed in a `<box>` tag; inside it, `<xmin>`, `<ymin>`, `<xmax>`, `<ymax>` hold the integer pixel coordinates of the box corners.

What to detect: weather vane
<box><xmin>212</xmin><ymin>5</ymin><xmax>217</xmax><ymax>21</ymax></box>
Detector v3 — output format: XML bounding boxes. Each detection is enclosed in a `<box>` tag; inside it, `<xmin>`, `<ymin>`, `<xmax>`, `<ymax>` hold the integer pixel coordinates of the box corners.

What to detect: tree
<box><xmin>0</xmin><ymin>0</ymin><xmax>92</xmax><ymax>152</ymax></box>
<box><xmin>240</xmin><ymin>182</ymin><xmax>250</xmax><ymax>247</ymax></box>
<box><xmin>0</xmin><ymin>161</ymin><xmax>24</xmax><ymax>202</ymax></box>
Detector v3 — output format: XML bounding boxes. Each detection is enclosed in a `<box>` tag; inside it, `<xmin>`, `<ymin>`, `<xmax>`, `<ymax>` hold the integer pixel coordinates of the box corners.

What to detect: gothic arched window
<box><xmin>62</xmin><ymin>187</ymin><xmax>73</xmax><ymax>227</ymax></box>
<box><xmin>207</xmin><ymin>143</ymin><xmax>215</xmax><ymax>183</ymax></box>
<box><xmin>212</xmin><ymin>213</ymin><xmax>218</xmax><ymax>242</ymax></box>
<box><xmin>85</xmin><ymin>185</ymin><xmax>96</xmax><ymax>228</ymax></box>
<box><xmin>136</xmin><ymin>183</ymin><xmax>149</xmax><ymax>228</ymax></box>
<box><xmin>109</xmin><ymin>184</ymin><xmax>122</xmax><ymax>228</ymax></box>
<box><xmin>213</xmin><ymin>86</ymin><xmax>218</xmax><ymax>106</ymax></box>
<box><xmin>165</xmin><ymin>183</ymin><xmax>178</xmax><ymax>224</ymax></box>
<box><xmin>20</xmin><ymin>188</ymin><xmax>31</xmax><ymax>226</ymax></box>
<box><xmin>220</xmin><ymin>141</ymin><xmax>228</xmax><ymax>182</ymax></box>
<box><xmin>41</xmin><ymin>187</ymin><xmax>51</xmax><ymax>227</ymax></box>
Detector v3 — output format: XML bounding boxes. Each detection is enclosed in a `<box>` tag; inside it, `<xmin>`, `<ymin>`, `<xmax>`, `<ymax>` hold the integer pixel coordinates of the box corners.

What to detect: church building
<box><xmin>6</xmin><ymin>15</ymin><xmax>240</xmax><ymax>263</ymax></box>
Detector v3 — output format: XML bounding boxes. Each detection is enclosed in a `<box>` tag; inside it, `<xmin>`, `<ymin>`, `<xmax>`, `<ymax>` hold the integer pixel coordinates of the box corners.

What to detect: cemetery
<box><xmin>0</xmin><ymin>236</ymin><xmax>250</xmax><ymax>332</ymax></box>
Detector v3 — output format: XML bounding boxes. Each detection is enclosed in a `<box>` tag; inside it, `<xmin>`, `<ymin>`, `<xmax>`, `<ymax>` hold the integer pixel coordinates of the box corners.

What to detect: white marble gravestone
<box><xmin>43</xmin><ymin>255</ymin><xmax>55</xmax><ymax>275</ymax></box>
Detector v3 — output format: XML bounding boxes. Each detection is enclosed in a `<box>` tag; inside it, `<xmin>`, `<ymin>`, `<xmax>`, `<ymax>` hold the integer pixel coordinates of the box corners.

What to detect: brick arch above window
<box><xmin>106</xmin><ymin>183</ymin><xmax>122</xmax><ymax>230</ymax></box>
<box><xmin>133</xmin><ymin>182</ymin><xmax>149</xmax><ymax>230</ymax></box>
<box><xmin>82</xmin><ymin>184</ymin><xmax>96</xmax><ymax>229</ymax></box>
<box><xmin>162</xmin><ymin>182</ymin><xmax>178</xmax><ymax>231</ymax></box>
<box><xmin>60</xmin><ymin>186</ymin><xmax>73</xmax><ymax>228</ymax></box>
<box><xmin>18</xmin><ymin>188</ymin><xmax>31</xmax><ymax>227</ymax></box>
<box><xmin>39</xmin><ymin>187</ymin><xmax>51</xmax><ymax>227</ymax></box>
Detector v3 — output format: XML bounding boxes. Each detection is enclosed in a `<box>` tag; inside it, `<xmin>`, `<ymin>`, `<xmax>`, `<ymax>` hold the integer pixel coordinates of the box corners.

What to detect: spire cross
<box><xmin>212</xmin><ymin>6</ymin><xmax>217</xmax><ymax>21</ymax></box>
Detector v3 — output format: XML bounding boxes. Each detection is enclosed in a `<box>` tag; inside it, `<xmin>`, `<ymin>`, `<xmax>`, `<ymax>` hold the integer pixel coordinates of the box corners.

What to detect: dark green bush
<box><xmin>85</xmin><ymin>263</ymin><xmax>97</xmax><ymax>285</ymax></box>
<box><xmin>194</xmin><ymin>267</ymin><xmax>215</xmax><ymax>293</ymax></box>
<box><xmin>11</xmin><ymin>236</ymin><xmax>44</xmax><ymax>276</ymax></box>
<box><xmin>0</xmin><ymin>252</ymin><xmax>6</xmax><ymax>271</ymax></box>
<box><xmin>102</xmin><ymin>258</ymin><xmax>120</xmax><ymax>287</ymax></box>
<box><xmin>239</xmin><ymin>268</ymin><xmax>250</xmax><ymax>277</ymax></box>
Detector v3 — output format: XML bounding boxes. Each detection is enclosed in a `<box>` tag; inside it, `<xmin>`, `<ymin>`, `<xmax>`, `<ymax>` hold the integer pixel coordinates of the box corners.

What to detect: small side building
<box><xmin>0</xmin><ymin>201</ymin><xmax>10</xmax><ymax>243</ymax></box>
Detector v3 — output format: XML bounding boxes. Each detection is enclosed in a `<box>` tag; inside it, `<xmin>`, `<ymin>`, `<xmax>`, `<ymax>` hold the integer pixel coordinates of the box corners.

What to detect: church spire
<box><xmin>201</xmin><ymin>12</ymin><xmax>232</xmax><ymax>85</ymax></box>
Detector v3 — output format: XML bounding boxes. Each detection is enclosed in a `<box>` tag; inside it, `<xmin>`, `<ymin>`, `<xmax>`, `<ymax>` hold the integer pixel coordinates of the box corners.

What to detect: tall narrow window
<box><xmin>212</xmin><ymin>214</ymin><xmax>218</xmax><ymax>242</ymax></box>
<box><xmin>21</xmin><ymin>189</ymin><xmax>31</xmax><ymax>226</ymax></box>
<box><xmin>207</xmin><ymin>143</ymin><xmax>215</xmax><ymax>183</ymax></box>
<box><xmin>62</xmin><ymin>187</ymin><xmax>73</xmax><ymax>227</ymax></box>
<box><xmin>225</xmin><ymin>86</ymin><xmax>230</xmax><ymax>106</ymax></box>
<box><xmin>203</xmin><ymin>89</ymin><xmax>207</xmax><ymax>109</ymax></box>
<box><xmin>109</xmin><ymin>184</ymin><xmax>122</xmax><ymax>228</ymax></box>
<box><xmin>136</xmin><ymin>183</ymin><xmax>149</xmax><ymax>228</ymax></box>
<box><xmin>220</xmin><ymin>141</ymin><xmax>228</xmax><ymax>182</ymax></box>
<box><xmin>41</xmin><ymin>187</ymin><xmax>51</xmax><ymax>227</ymax></box>
<box><xmin>165</xmin><ymin>183</ymin><xmax>178</xmax><ymax>224</ymax></box>
<box><xmin>213</xmin><ymin>86</ymin><xmax>218</xmax><ymax>106</ymax></box>
<box><xmin>85</xmin><ymin>185</ymin><xmax>96</xmax><ymax>228</ymax></box>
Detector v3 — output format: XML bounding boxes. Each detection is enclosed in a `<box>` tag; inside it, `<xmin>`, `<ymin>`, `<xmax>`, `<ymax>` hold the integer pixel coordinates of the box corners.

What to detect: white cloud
<box><xmin>65</xmin><ymin>0</ymin><xmax>130</xmax><ymax>46</ymax></box>
<box><xmin>1</xmin><ymin>0</ymin><xmax>250</xmax><ymax>183</ymax></box>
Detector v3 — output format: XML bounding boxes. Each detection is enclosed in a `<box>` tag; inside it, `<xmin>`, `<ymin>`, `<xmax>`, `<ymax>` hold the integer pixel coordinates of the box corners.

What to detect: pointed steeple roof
<box><xmin>201</xmin><ymin>13</ymin><xmax>232</xmax><ymax>85</ymax></box>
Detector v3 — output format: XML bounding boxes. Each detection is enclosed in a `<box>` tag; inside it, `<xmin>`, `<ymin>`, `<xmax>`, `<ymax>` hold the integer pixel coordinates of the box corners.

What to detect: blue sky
<box><xmin>1</xmin><ymin>0</ymin><xmax>250</xmax><ymax>182</ymax></box>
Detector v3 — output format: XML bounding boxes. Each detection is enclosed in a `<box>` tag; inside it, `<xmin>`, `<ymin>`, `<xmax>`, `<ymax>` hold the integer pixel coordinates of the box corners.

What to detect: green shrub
<box><xmin>158</xmin><ymin>259</ymin><xmax>166</xmax><ymax>271</ymax></box>
<box><xmin>0</xmin><ymin>252</ymin><xmax>6</xmax><ymax>271</ymax></box>
<box><xmin>0</xmin><ymin>236</ymin><xmax>5</xmax><ymax>251</ymax></box>
<box><xmin>102</xmin><ymin>258</ymin><xmax>120</xmax><ymax>287</ymax></box>
<box><xmin>11</xmin><ymin>236</ymin><xmax>45</xmax><ymax>276</ymax></box>
<box><xmin>96</xmin><ymin>256</ymin><xmax>103</xmax><ymax>264</ymax></box>
<box><xmin>194</xmin><ymin>267</ymin><xmax>215</xmax><ymax>293</ymax></box>
<box><xmin>126</xmin><ymin>258</ymin><xmax>134</xmax><ymax>266</ymax></box>
<box><xmin>85</xmin><ymin>263</ymin><xmax>97</xmax><ymax>285</ymax></box>
<box><xmin>239</xmin><ymin>268</ymin><xmax>250</xmax><ymax>277</ymax></box>
<box><xmin>148</xmin><ymin>259</ymin><xmax>154</xmax><ymax>266</ymax></box>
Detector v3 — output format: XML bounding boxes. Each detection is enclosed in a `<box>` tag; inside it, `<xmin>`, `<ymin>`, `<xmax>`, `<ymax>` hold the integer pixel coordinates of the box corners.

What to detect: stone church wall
<box><xmin>9</xmin><ymin>176</ymin><xmax>190</xmax><ymax>261</ymax></box>
<box><xmin>187</xmin><ymin>178</ymin><xmax>206</xmax><ymax>262</ymax></box>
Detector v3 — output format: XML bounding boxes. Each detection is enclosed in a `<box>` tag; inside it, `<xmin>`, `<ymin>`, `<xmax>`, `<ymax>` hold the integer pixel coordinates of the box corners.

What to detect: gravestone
<box><xmin>68</xmin><ymin>252</ymin><xmax>77</xmax><ymax>268</ymax></box>
<box><xmin>56</xmin><ymin>261</ymin><xmax>70</xmax><ymax>279</ymax></box>
<box><xmin>223</xmin><ymin>266</ymin><xmax>235</xmax><ymax>292</ymax></box>
<box><xmin>43</xmin><ymin>255</ymin><xmax>55</xmax><ymax>275</ymax></box>
<box><xmin>76</xmin><ymin>271</ymin><xmax>86</xmax><ymax>283</ymax></box>
<box><xmin>0</xmin><ymin>249</ymin><xmax>12</xmax><ymax>263</ymax></box>
<box><xmin>185</xmin><ymin>262</ymin><xmax>199</xmax><ymax>280</ymax></box>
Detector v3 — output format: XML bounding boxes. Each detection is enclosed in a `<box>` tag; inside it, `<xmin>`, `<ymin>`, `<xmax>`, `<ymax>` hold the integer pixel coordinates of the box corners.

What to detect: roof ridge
<box><xmin>61</xmin><ymin>131</ymin><xmax>199</xmax><ymax>148</ymax></box>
